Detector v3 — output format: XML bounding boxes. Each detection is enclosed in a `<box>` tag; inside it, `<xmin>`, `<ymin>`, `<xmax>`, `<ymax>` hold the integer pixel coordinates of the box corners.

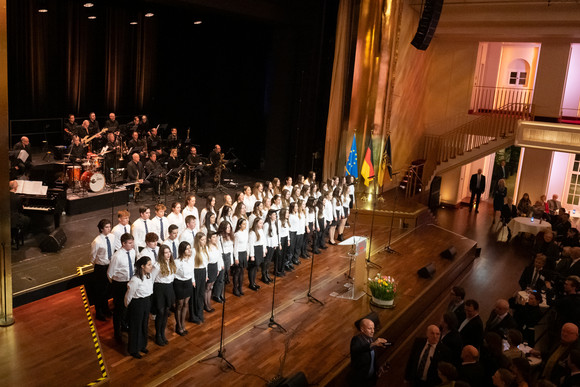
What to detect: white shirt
<box><xmin>153</xmin><ymin>260</ymin><xmax>175</xmax><ymax>284</ymax></box>
<box><xmin>332</xmin><ymin>198</ymin><xmax>344</xmax><ymax>218</ymax></box>
<box><xmin>234</xmin><ymin>230</ymin><xmax>249</xmax><ymax>257</ymax></box>
<box><xmin>179</xmin><ymin>227</ymin><xmax>197</xmax><ymax>247</ymax></box>
<box><xmin>167</xmin><ymin>212</ymin><xmax>185</xmax><ymax>234</ymax></box>
<box><xmin>307</xmin><ymin>209</ymin><xmax>316</xmax><ymax>224</ymax></box>
<box><xmin>199</xmin><ymin>208</ymin><xmax>216</xmax><ymax>226</ymax></box>
<box><xmin>91</xmin><ymin>233</ymin><xmax>116</xmax><ymax>266</ymax></box>
<box><xmin>182</xmin><ymin>205</ymin><xmax>200</xmax><ymax>232</ymax></box>
<box><xmin>243</xmin><ymin>195</ymin><xmax>256</xmax><ymax>213</ymax></box>
<box><xmin>195</xmin><ymin>249</ymin><xmax>209</xmax><ymax>269</ymax></box>
<box><xmin>297</xmin><ymin>213</ymin><xmax>306</xmax><ymax>235</ymax></box>
<box><xmin>207</xmin><ymin>245</ymin><xmax>224</xmax><ymax>270</ymax></box>
<box><xmin>324</xmin><ymin>200</ymin><xmax>333</xmax><ymax>221</ymax></box>
<box><xmin>282</xmin><ymin>184</ymin><xmax>293</xmax><ymax>193</ymax></box>
<box><xmin>152</xmin><ymin>216</ymin><xmax>169</xmax><ymax>241</ymax></box>
<box><xmin>174</xmin><ymin>257</ymin><xmax>195</xmax><ymax>281</ymax></box>
<box><xmin>125</xmin><ymin>273</ymin><xmax>155</xmax><ymax>306</ymax></box>
<box><xmin>107</xmin><ymin>248</ymin><xmax>137</xmax><ymax>282</ymax></box>
<box><xmin>139</xmin><ymin>245</ymin><xmax>159</xmax><ymax>260</ymax></box>
<box><xmin>263</xmin><ymin>220</ymin><xmax>280</xmax><ymax>248</ymax></box>
<box><xmin>131</xmin><ymin>218</ymin><xmax>153</xmax><ymax>248</ymax></box>
<box><xmin>249</xmin><ymin>229</ymin><xmax>266</xmax><ymax>256</ymax></box>
<box><xmin>289</xmin><ymin>213</ymin><xmax>299</xmax><ymax>232</ymax></box>
<box><xmin>162</xmin><ymin>237</ymin><xmax>180</xmax><ymax>258</ymax></box>
<box><xmin>111</xmin><ymin>223</ymin><xmax>131</xmax><ymax>251</ymax></box>
<box><xmin>279</xmin><ymin>221</ymin><xmax>289</xmax><ymax>239</ymax></box>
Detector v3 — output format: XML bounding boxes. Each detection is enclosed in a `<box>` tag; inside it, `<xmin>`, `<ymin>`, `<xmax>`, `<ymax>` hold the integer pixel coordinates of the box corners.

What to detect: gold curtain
<box><xmin>323</xmin><ymin>0</ymin><xmax>404</xmax><ymax>189</ymax></box>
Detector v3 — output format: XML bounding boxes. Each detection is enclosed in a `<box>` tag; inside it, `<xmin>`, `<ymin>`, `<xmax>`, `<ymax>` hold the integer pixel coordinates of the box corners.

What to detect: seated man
<box><xmin>548</xmin><ymin>194</ymin><xmax>562</xmax><ymax>216</ymax></box>
<box><xmin>512</xmin><ymin>291</ymin><xmax>543</xmax><ymax>346</ymax></box>
<box><xmin>144</xmin><ymin>151</ymin><xmax>166</xmax><ymax>196</ymax></box>
<box><xmin>484</xmin><ymin>299</ymin><xmax>517</xmax><ymax>337</ymax></box>
<box><xmin>518</xmin><ymin>253</ymin><xmax>547</xmax><ymax>291</ymax></box>
<box><xmin>530</xmin><ymin>323</ymin><xmax>580</xmax><ymax>384</ymax></box>
<box><xmin>534</xmin><ymin>231</ymin><xmax>561</xmax><ymax>270</ymax></box>
<box><xmin>126</xmin><ymin>153</ymin><xmax>150</xmax><ymax>198</ymax></box>
<box><xmin>545</xmin><ymin>275</ymin><xmax>580</xmax><ymax>330</ymax></box>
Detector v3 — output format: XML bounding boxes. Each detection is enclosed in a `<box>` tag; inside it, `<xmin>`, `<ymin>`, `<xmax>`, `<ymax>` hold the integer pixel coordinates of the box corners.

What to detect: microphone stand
<box><xmin>347</xmin><ymin>179</ymin><xmax>359</xmax><ymax>280</ymax></box>
<box><xmin>256</xmin><ymin>248</ymin><xmax>286</xmax><ymax>333</ymax></box>
<box><xmin>199</xmin><ymin>272</ymin><xmax>235</xmax><ymax>371</ymax></box>
<box><xmin>385</xmin><ymin>172</ymin><xmax>400</xmax><ymax>254</ymax></box>
<box><xmin>366</xmin><ymin>179</ymin><xmax>381</xmax><ymax>270</ymax></box>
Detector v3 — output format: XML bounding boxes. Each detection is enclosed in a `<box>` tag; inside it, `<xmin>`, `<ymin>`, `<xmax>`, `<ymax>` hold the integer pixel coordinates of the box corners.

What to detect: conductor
<box><xmin>350</xmin><ymin>318</ymin><xmax>389</xmax><ymax>386</ymax></box>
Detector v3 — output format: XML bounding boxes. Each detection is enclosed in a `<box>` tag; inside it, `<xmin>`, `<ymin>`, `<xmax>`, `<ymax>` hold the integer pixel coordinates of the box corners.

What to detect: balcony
<box><xmin>470</xmin><ymin>86</ymin><xmax>534</xmax><ymax>115</ymax></box>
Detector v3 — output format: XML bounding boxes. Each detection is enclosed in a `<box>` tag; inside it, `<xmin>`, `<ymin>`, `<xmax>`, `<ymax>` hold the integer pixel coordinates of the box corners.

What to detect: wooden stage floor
<box><xmin>1</xmin><ymin>207</ymin><xmax>478</xmax><ymax>386</ymax></box>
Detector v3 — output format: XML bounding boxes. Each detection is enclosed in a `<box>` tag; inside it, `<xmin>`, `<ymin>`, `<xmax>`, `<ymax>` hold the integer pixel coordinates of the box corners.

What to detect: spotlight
<box><xmin>38</xmin><ymin>8</ymin><xmax>48</xmax><ymax>13</ymax></box>
<box><xmin>145</xmin><ymin>12</ymin><xmax>154</xmax><ymax>17</ymax></box>
<box><xmin>194</xmin><ymin>20</ymin><xmax>202</xmax><ymax>25</ymax></box>
<box><xmin>130</xmin><ymin>21</ymin><xmax>138</xmax><ymax>25</ymax></box>
<box><xmin>88</xmin><ymin>15</ymin><xmax>97</xmax><ymax>20</ymax></box>
<box><xmin>83</xmin><ymin>2</ymin><xmax>94</xmax><ymax>7</ymax></box>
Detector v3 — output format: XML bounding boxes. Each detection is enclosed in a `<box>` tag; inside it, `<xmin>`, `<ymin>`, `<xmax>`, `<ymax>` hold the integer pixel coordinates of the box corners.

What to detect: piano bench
<box><xmin>11</xmin><ymin>227</ymin><xmax>24</xmax><ymax>250</ymax></box>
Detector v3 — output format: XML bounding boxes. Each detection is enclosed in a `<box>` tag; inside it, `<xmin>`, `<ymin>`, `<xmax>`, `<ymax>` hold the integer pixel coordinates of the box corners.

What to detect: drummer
<box><xmin>69</xmin><ymin>135</ymin><xmax>87</xmax><ymax>164</ymax></box>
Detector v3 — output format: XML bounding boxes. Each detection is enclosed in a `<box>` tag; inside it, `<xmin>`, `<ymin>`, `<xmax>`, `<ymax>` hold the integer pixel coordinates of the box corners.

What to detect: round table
<box><xmin>507</xmin><ymin>217</ymin><xmax>552</xmax><ymax>236</ymax></box>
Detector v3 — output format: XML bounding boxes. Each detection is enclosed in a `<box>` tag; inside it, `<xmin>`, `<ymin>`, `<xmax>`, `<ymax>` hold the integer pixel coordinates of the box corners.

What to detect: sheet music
<box><xmin>15</xmin><ymin>180</ymin><xmax>47</xmax><ymax>195</ymax></box>
<box><xmin>18</xmin><ymin>150</ymin><xmax>29</xmax><ymax>162</ymax></box>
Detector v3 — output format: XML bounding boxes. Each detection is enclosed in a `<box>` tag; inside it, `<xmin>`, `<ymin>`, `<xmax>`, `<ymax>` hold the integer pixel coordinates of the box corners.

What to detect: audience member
<box><xmin>491</xmin><ymin>368</ymin><xmax>516</xmax><ymax>387</ymax></box>
<box><xmin>440</xmin><ymin>311</ymin><xmax>463</xmax><ymax>367</ymax></box>
<box><xmin>480</xmin><ymin>332</ymin><xmax>510</xmax><ymax>384</ymax></box>
<box><xmin>459</xmin><ymin>299</ymin><xmax>484</xmax><ymax>349</ymax></box>
<box><xmin>531</xmin><ymin>322</ymin><xmax>580</xmax><ymax>384</ymax></box>
<box><xmin>518</xmin><ymin>253</ymin><xmax>547</xmax><ymax>291</ymax></box>
<box><xmin>534</xmin><ymin>231</ymin><xmax>561</xmax><ymax>269</ymax></box>
<box><xmin>436</xmin><ymin>361</ymin><xmax>458</xmax><ymax>387</ymax></box>
<box><xmin>405</xmin><ymin>325</ymin><xmax>451</xmax><ymax>386</ymax></box>
<box><xmin>349</xmin><ymin>318</ymin><xmax>388</xmax><ymax>386</ymax></box>
<box><xmin>512</xmin><ymin>291</ymin><xmax>543</xmax><ymax>346</ymax></box>
<box><xmin>562</xmin><ymin>349</ymin><xmax>580</xmax><ymax>387</ymax></box>
<box><xmin>504</xmin><ymin>329</ymin><xmax>525</xmax><ymax>360</ymax></box>
<box><xmin>547</xmin><ymin>194</ymin><xmax>562</xmax><ymax>216</ymax></box>
<box><xmin>448</xmin><ymin>286</ymin><xmax>466</xmax><ymax>324</ymax></box>
<box><xmin>510</xmin><ymin>357</ymin><xmax>531</xmax><ymax>387</ymax></box>
<box><xmin>458</xmin><ymin>345</ymin><xmax>485</xmax><ymax>387</ymax></box>
<box><xmin>485</xmin><ymin>299</ymin><xmax>518</xmax><ymax>337</ymax></box>
<box><xmin>517</xmin><ymin>193</ymin><xmax>532</xmax><ymax>217</ymax></box>
<box><xmin>562</xmin><ymin>228</ymin><xmax>580</xmax><ymax>248</ymax></box>
<box><xmin>545</xmin><ymin>275</ymin><xmax>580</xmax><ymax>330</ymax></box>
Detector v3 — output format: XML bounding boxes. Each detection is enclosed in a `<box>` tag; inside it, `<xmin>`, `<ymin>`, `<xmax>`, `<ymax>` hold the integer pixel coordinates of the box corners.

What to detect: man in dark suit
<box><xmin>518</xmin><ymin>254</ymin><xmax>547</xmax><ymax>291</ymax></box>
<box><xmin>12</xmin><ymin>136</ymin><xmax>32</xmax><ymax>174</ymax></box>
<box><xmin>349</xmin><ymin>318</ymin><xmax>389</xmax><ymax>387</ymax></box>
<box><xmin>545</xmin><ymin>275</ymin><xmax>580</xmax><ymax>330</ymax></box>
<box><xmin>405</xmin><ymin>325</ymin><xmax>451</xmax><ymax>386</ymax></box>
<box><xmin>458</xmin><ymin>299</ymin><xmax>484</xmax><ymax>349</ymax></box>
<box><xmin>448</xmin><ymin>286</ymin><xmax>466</xmax><ymax>323</ymax></box>
<box><xmin>531</xmin><ymin>323</ymin><xmax>580</xmax><ymax>384</ymax></box>
<box><xmin>563</xmin><ymin>349</ymin><xmax>580</xmax><ymax>387</ymax></box>
<box><xmin>440</xmin><ymin>312</ymin><xmax>463</xmax><ymax>367</ymax></box>
<box><xmin>490</xmin><ymin>160</ymin><xmax>508</xmax><ymax>195</ymax></box>
<box><xmin>458</xmin><ymin>345</ymin><xmax>486</xmax><ymax>387</ymax></box>
<box><xmin>469</xmin><ymin>168</ymin><xmax>486</xmax><ymax>213</ymax></box>
<box><xmin>484</xmin><ymin>298</ymin><xmax>517</xmax><ymax>337</ymax></box>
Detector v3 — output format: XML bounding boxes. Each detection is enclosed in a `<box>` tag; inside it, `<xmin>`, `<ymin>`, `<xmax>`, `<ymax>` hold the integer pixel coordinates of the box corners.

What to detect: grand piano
<box><xmin>17</xmin><ymin>184</ymin><xmax>66</xmax><ymax>229</ymax></box>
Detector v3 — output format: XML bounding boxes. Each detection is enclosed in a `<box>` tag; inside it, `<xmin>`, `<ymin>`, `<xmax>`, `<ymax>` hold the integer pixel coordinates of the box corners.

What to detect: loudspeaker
<box><xmin>417</xmin><ymin>263</ymin><xmax>436</xmax><ymax>278</ymax></box>
<box><xmin>40</xmin><ymin>227</ymin><xmax>67</xmax><ymax>252</ymax></box>
<box><xmin>440</xmin><ymin>246</ymin><xmax>457</xmax><ymax>260</ymax></box>
<box><xmin>354</xmin><ymin>311</ymin><xmax>381</xmax><ymax>331</ymax></box>
<box><xmin>410</xmin><ymin>0</ymin><xmax>444</xmax><ymax>51</ymax></box>
<box><xmin>279</xmin><ymin>371</ymin><xmax>308</xmax><ymax>387</ymax></box>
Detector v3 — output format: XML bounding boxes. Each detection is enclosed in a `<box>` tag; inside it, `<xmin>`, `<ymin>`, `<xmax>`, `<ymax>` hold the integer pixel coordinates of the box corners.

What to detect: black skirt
<box><xmin>207</xmin><ymin>262</ymin><xmax>218</xmax><ymax>282</ymax></box>
<box><xmin>343</xmin><ymin>207</ymin><xmax>349</xmax><ymax>218</ymax></box>
<box><xmin>173</xmin><ymin>278</ymin><xmax>193</xmax><ymax>300</ymax></box>
<box><xmin>252</xmin><ymin>245</ymin><xmax>264</xmax><ymax>266</ymax></box>
<box><xmin>237</xmin><ymin>251</ymin><xmax>248</xmax><ymax>269</ymax></box>
<box><xmin>152</xmin><ymin>282</ymin><xmax>175</xmax><ymax>313</ymax></box>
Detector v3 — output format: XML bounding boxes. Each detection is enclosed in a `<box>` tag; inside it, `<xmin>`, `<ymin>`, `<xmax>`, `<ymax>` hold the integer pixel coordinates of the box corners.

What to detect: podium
<box><xmin>334</xmin><ymin>236</ymin><xmax>367</xmax><ymax>300</ymax></box>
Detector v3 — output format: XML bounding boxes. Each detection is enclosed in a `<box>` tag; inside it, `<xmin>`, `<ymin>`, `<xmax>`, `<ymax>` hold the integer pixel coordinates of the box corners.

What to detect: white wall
<box><xmin>562</xmin><ymin>44</ymin><xmax>580</xmax><ymax>117</ymax></box>
<box><xmin>517</xmin><ymin>147</ymin><xmax>553</xmax><ymax>203</ymax></box>
<box><xmin>497</xmin><ymin>44</ymin><xmax>540</xmax><ymax>89</ymax></box>
<box><xmin>546</xmin><ymin>151</ymin><xmax>570</xmax><ymax>201</ymax></box>
<box><xmin>439</xmin><ymin>153</ymin><xmax>494</xmax><ymax>205</ymax></box>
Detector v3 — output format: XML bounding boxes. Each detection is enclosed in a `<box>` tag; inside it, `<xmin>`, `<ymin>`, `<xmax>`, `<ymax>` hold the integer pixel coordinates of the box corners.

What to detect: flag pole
<box><xmin>366</xmin><ymin>153</ymin><xmax>381</xmax><ymax>269</ymax></box>
<box><xmin>385</xmin><ymin>171</ymin><xmax>400</xmax><ymax>254</ymax></box>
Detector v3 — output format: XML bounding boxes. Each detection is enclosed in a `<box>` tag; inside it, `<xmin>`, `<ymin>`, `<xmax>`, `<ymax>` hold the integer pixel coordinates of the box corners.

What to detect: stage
<box><xmin>2</xmin><ymin>217</ymin><xmax>477</xmax><ymax>386</ymax></box>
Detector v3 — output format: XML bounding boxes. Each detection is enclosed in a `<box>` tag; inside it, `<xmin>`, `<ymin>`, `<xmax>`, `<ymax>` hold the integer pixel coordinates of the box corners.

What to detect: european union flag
<box><xmin>346</xmin><ymin>134</ymin><xmax>358</xmax><ymax>178</ymax></box>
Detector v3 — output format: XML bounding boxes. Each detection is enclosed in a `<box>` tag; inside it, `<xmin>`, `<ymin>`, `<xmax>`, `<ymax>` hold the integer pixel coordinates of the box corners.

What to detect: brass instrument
<box><xmin>214</xmin><ymin>153</ymin><xmax>226</xmax><ymax>184</ymax></box>
<box><xmin>134</xmin><ymin>170</ymin><xmax>141</xmax><ymax>194</ymax></box>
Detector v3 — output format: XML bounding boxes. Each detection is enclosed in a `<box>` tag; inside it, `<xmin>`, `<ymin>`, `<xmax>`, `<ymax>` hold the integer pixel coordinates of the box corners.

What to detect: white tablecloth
<box><xmin>507</xmin><ymin>217</ymin><xmax>552</xmax><ymax>236</ymax></box>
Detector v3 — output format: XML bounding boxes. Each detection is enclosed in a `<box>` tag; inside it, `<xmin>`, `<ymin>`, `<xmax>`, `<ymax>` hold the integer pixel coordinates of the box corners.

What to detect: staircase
<box><xmin>419</xmin><ymin>102</ymin><xmax>534</xmax><ymax>190</ymax></box>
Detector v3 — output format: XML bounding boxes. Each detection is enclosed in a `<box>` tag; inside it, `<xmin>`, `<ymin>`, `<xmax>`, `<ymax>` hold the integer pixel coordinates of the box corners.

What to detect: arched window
<box><xmin>508</xmin><ymin>58</ymin><xmax>530</xmax><ymax>87</ymax></box>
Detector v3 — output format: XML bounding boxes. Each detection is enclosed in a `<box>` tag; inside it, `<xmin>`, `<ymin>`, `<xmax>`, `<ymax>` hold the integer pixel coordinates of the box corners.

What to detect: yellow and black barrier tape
<box><xmin>79</xmin><ymin>285</ymin><xmax>108</xmax><ymax>386</ymax></box>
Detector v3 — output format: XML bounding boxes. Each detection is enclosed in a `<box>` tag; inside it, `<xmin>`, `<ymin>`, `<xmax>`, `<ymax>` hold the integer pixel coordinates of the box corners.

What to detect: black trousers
<box><xmin>469</xmin><ymin>190</ymin><xmax>482</xmax><ymax>211</ymax></box>
<box><xmin>279</xmin><ymin>236</ymin><xmax>289</xmax><ymax>271</ymax></box>
<box><xmin>111</xmin><ymin>280</ymin><xmax>128</xmax><ymax>337</ymax></box>
<box><xmin>264</xmin><ymin>246</ymin><xmax>277</xmax><ymax>276</ymax></box>
<box><xmin>93</xmin><ymin>264</ymin><xmax>110</xmax><ymax>316</ymax></box>
<box><xmin>127</xmin><ymin>296</ymin><xmax>150</xmax><ymax>355</ymax></box>
<box><xmin>288</xmin><ymin>231</ymin><xmax>297</xmax><ymax>263</ymax></box>
<box><xmin>192</xmin><ymin>268</ymin><xmax>206</xmax><ymax>322</ymax></box>
<box><xmin>317</xmin><ymin>218</ymin><xmax>326</xmax><ymax>248</ymax></box>
<box><xmin>295</xmin><ymin>234</ymin><xmax>305</xmax><ymax>259</ymax></box>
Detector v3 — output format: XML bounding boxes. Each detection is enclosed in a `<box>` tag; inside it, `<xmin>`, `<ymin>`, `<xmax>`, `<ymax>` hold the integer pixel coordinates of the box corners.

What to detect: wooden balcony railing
<box><xmin>470</xmin><ymin>86</ymin><xmax>534</xmax><ymax>115</ymax></box>
<box><xmin>422</xmin><ymin>103</ymin><xmax>534</xmax><ymax>166</ymax></box>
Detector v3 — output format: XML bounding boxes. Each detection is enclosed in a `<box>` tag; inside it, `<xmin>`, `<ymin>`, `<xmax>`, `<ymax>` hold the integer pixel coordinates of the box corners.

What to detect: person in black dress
<box><xmin>492</xmin><ymin>178</ymin><xmax>507</xmax><ymax>224</ymax></box>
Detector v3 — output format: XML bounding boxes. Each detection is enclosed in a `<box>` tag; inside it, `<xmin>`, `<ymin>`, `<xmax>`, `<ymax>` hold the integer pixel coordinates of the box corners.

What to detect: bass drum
<box><xmin>80</xmin><ymin>171</ymin><xmax>106</xmax><ymax>193</ymax></box>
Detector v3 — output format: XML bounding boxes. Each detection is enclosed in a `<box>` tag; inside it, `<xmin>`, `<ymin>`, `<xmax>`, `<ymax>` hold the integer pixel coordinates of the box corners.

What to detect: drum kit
<box><xmin>66</xmin><ymin>153</ymin><xmax>106</xmax><ymax>193</ymax></box>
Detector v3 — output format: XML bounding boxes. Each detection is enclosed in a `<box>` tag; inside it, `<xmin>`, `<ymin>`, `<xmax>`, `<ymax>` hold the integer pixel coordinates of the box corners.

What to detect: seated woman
<box><xmin>516</xmin><ymin>193</ymin><xmax>532</xmax><ymax>217</ymax></box>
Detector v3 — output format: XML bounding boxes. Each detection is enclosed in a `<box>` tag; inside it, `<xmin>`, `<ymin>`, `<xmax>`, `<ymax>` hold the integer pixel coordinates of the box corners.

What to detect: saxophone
<box><xmin>134</xmin><ymin>170</ymin><xmax>141</xmax><ymax>194</ymax></box>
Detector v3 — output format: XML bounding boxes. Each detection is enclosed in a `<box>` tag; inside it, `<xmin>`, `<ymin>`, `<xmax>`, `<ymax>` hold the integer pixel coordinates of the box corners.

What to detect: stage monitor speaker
<box><xmin>354</xmin><ymin>311</ymin><xmax>381</xmax><ymax>331</ymax></box>
<box><xmin>440</xmin><ymin>246</ymin><xmax>457</xmax><ymax>260</ymax></box>
<box><xmin>279</xmin><ymin>371</ymin><xmax>308</xmax><ymax>387</ymax></box>
<box><xmin>40</xmin><ymin>227</ymin><xmax>67</xmax><ymax>252</ymax></box>
<box><xmin>410</xmin><ymin>0</ymin><xmax>444</xmax><ymax>51</ymax></box>
<box><xmin>417</xmin><ymin>263</ymin><xmax>436</xmax><ymax>278</ymax></box>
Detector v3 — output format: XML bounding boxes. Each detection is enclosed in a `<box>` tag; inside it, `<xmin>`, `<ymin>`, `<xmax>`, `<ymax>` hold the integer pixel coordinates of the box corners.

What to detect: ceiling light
<box><xmin>38</xmin><ymin>8</ymin><xmax>48</xmax><ymax>13</ymax></box>
<box><xmin>145</xmin><ymin>12</ymin><xmax>154</xmax><ymax>18</ymax></box>
<box><xmin>130</xmin><ymin>21</ymin><xmax>138</xmax><ymax>25</ymax></box>
<box><xmin>194</xmin><ymin>20</ymin><xmax>202</xmax><ymax>25</ymax></box>
<box><xmin>38</xmin><ymin>0</ymin><xmax>48</xmax><ymax>12</ymax></box>
<box><xmin>83</xmin><ymin>2</ymin><xmax>94</xmax><ymax>7</ymax></box>
<box><xmin>88</xmin><ymin>16</ymin><xmax>97</xmax><ymax>20</ymax></box>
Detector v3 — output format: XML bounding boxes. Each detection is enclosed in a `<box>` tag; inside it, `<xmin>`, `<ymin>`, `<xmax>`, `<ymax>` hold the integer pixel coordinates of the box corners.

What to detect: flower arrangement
<box><xmin>368</xmin><ymin>274</ymin><xmax>397</xmax><ymax>301</ymax></box>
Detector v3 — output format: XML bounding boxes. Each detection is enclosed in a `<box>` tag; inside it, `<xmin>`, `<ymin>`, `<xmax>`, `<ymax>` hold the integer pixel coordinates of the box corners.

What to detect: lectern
<box><xmin>335</xmin><ymin>236</ymin><xmax>367</xmax><ymax>300</ymax></box>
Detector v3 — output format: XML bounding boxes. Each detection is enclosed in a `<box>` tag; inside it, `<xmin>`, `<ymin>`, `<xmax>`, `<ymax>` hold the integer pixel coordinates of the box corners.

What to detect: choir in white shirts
<box><xmin>243</xmin><ymin>195</ymin><xmax>256</xmax><ymax>214</ymax></box>
<box><xmin>91</xmin><ymin>233</ymin><xmax>116</xmax><ymax>266</ymax></box>
<box><xmin>152</xmin><ymin>215</ymin><xmax>169</xmax><ymax>241</ymax></box>
<box><xmin>163</xmin><ymin>237</ymin><xmax>180</xmax><ymax>259</ymax></box>
<box><xmin>174</xmin><ymin>256</ymin><xmax>195</xmax><ymax>283</ymax></box>
<box><xmin>139</xmin><ymin>245</ymin><xmax>159</xmax><ymax>260</ymax></box>
<box><xmin>153</xmin><ymin>260</ymin><xmax>175</xmax><ymax>284</ymax></box>
<box><xmin>234</xmin><ymin>229</ymin><xmax>249</xmax><ymax>258</ymax></box>
<box><xmin>132</xmin><ymin>218</ymin><xmax>153</xmax><ymax>249</ymax></box>
<box><xmin>180</xmin><ymin>227</ymin><xmax>197</xmax><ymax>247</ymax></box>
<box><xmin>182</xmin><ymin>206</ymin><xmax>199</xmax><ymax>232</ymax></box>
<box><xmin>108</xmin><ymin>248</ymin><xmax>137</xmax><ymax>282</ymax></box>
<box><xmin>112</xmin><ymin>223</ymin><xmax>131</xmax><ymax>251</ymax></box>
<box><xmin>125</xmin><ymin>269</ymin><xmax>155</xmax><ymax>307</ymax></box>
<box><xmin>167</xmin><ymin>212</ymin><xmax>185</xmax><ymax>234</ymax></box>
